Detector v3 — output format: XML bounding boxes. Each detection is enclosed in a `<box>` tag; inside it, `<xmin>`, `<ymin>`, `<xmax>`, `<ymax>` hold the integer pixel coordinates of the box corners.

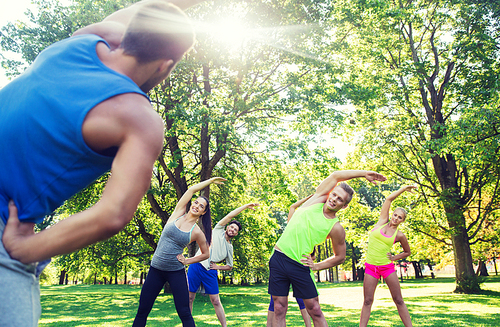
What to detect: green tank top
<box><xmin>366</xmin><ymin>223</ymin><xmax>398</xmax><ymax>266</ymax></box>
<box><xmin>276</xmin><ymin>203</ymin><xmax>339</xmax><ymax>263</ymax></box>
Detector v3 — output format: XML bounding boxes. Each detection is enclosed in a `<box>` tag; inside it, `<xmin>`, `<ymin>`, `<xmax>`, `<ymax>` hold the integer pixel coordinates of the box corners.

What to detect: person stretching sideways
<box><xmin>269</xmin><ymin>170</ymin><xmax>386</xmax><ymax>327</ymax></box>
<box><xmin>133</xmin><ymin>177</ymin><xmax>225</xmax><ymax>327</ymax></box>
<box><xmin>359</xmin><ymin>185</ymin><xmax>416</xmax><ymax>327</ymax></box>
<box><xmin>267</xmin><ymin>194</ymin><xmax>314</xmax><ymax>327</ymax></box>
<box><xmin>188</xmin><ymin>202</ymin><xmax>259</xmax><ymax>326</ymax></box>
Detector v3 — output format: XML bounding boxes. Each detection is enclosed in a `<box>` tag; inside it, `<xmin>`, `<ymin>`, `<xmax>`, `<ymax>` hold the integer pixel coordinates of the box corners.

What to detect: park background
<box><xmin>1</xmin><ymin>0</ymin><xmax>499</xmax><ymax>325</ymax></box>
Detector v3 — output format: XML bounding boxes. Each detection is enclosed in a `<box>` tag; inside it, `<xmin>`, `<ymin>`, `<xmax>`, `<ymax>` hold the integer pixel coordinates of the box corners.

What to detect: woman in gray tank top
<box><xmin>133</xmin><ymin>177</ymin><xmax>226</xmax><ymax>327</ymax></box>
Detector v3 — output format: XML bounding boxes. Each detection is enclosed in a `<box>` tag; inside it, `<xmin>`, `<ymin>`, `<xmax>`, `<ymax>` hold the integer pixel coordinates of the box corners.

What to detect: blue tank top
<box><xmin>0</xmin><ymin>35</ymin><xmax>148</xmax><ymax>223</ymax></box>
<box><xmin>151</xmin><ymin>217</ymin><xmax>196</xmax><ymax>271</ymax></box>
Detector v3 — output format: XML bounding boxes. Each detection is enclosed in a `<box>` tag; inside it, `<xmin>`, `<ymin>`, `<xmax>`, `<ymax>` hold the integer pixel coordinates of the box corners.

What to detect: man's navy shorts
<box><xmin>268</xmin><ymin>250</ymin><xmax>318</xmax><ymax>299</ymax></box>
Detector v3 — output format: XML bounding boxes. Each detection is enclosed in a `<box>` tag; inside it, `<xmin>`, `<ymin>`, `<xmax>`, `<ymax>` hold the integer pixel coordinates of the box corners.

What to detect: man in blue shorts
<box><xmin>188</xmin><ymin>202</ymin><xmax>258</xmax><ymax>326</ymax></box>
<box><xmin>269</xmin><ymin>170</ymin><xmax>386</xmax><ymax>327</ymax></box>
<box><xmin>0</xmin><ymin>0</ymin><xmax>205</xmax><ymax>324</ymax></box>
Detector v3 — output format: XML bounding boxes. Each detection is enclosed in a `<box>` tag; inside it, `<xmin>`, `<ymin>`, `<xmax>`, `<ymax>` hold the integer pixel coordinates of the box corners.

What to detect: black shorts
<box><xmin>268</xmin><ymin>250</ymin><xmax>318</xmax><ymax>299</ymax></box>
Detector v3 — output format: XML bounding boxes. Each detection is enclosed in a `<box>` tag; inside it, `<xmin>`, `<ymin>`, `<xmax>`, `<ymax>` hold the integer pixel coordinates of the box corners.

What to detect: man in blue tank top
<box><xmin>0</xmin><ymin>0</ymin><xmax>206</xmax><ymax>324</ymax></box>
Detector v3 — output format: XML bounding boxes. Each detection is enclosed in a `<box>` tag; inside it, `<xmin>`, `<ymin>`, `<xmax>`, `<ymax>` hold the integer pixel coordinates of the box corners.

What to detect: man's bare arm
<box><xmin>210</xmin><ymin>262</ymin><xmax>232</xmax><ymax>271</ymax></box>
<box><xmin>301</xmin><ymin>170</ymin><xmax>387</xmax><ymax>208</ymax></box>
<box><xmin>300</xmin><ymin>223</ymin><xmax>346</xmax><ymax>271</ymax></box>
<box><xmin>218</xmin><ymin>203</ymin><xmax>259</xmax><ymax>227</ymax></box>
<box><xmin>2</xmin><ymin>96</ymin><xmax>164</xmax><ymax>264</ymax></box>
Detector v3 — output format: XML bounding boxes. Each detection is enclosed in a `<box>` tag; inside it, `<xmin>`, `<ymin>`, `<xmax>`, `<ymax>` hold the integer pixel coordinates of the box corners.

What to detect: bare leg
<box><xmin>385</xmin><ymin>272</ymin><xmax>413</xmax><ymax>327</ymax></box>
<box><xmin>272</xmin><ymin>295</ymin><xmax>288</xmax><ymax>327</ymax></box>
<box><xmin>267</xmin><ymin>310</ymin><xmax>274</xmax><ymax>327</ymax></box>
<box><xmin>209</xmin><ymin>293</ymin><xmax>227</xmax><ymax>327</ymax></box>
<box><xmin>303</xmin><ymin>297</ymin><xmax>327</xmax><ymax>327</ymax></box>
<box><xmin>360</xmin><ymin>274</ymin><xmax>379</xmax><ymax>327</ymax></box>
<box><xmin>300</xmin><ymin>308</ymin><xmax>312</xmax><ymax>327</ymax></box>
<box><xmin>188</xmin><ymin>291</ymin><xmax>196</xmax><ymax>313</ymax></box>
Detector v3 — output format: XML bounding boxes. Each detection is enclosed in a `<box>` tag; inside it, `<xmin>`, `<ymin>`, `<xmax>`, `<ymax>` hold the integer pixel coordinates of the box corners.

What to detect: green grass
<box><xmin>39</xmin><ymin>275</ymin><xmax>500</xmax><ymax>326</ymax></box>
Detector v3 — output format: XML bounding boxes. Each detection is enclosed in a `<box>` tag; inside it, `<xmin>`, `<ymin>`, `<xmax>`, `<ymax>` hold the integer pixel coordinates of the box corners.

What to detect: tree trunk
<box><xmin>450</xmin><ymin>219</ymin><xmax>478</xmax><ymax>292</ymax></box>
<box><xmin>476</xmin><ymin>260</ymin><xmax>489</xmax><ymax>277</ymax></box>
<box><xmin>59</xmin><ymin>270</ymin><xmax>66</xmax><ymax>285</ymax></box>
<box><xmin>350</xmin><ymin>243</ymin><xmax>357</xmax><ymax>281</ymax></box>
<box><xmin>411</xmin><ymin>261</ymin><xmax>422</xmax><ymax>278</ymax></box>
<box><xmin>432</xmin><ymin>155</ymin><xmax>479</xmax><ymax>292</ymax></box>
<box><xmin>316</xmin><ymin>245</ymin><xmax>322</xmax><ymax>283</ymax></box>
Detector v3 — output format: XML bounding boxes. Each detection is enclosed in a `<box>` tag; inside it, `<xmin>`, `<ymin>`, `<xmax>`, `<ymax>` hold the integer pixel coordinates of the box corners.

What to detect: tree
<box><xmin>329</xmin><ymin>0</ymin><xmax>500</xmax><ymax>292</ymax></box>
<box><xmin>0</xmin><ymin>0</ymin><xmax>349</xmax><ymax>283</ymax></box>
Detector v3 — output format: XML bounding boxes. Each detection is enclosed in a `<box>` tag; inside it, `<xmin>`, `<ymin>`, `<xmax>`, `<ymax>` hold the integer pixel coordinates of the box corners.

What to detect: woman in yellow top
<box><xmin>360</xmin><ymin>185</ymin><xmax>416</xmax><ymax>327</ymax></box>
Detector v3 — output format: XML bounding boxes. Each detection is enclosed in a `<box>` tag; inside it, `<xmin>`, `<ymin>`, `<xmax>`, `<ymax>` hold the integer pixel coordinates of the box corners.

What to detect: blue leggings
<box><xmin>133</xmin><ymin>266</ymin><xmax>194</xmax><ymax>327</ymax></box>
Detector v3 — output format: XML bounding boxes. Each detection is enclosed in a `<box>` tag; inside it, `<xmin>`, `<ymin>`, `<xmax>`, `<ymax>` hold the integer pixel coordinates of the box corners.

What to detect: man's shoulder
<box><xmin>330</xmin><ymin>221</ymin><xmax>346</xmax><ymax>240</ymax></box>
<box><xmin>83</xmin><ymin>94</ymin><xmax>163</xmax><ymax>154</ymax></box>
<box><xmin>94</xmin><ymin>93</ymin><xmax>156</xmax><ymax>124</ymax></box>
<box><xmin>214</xmin><ymin>222</ymin><xmax>225</xmax><ymax>229</ymax></box>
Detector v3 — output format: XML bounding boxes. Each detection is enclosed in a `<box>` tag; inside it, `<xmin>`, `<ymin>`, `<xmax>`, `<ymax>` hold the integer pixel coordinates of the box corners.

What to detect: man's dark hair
<box><xmin>121</xmin><ymin>1</ymin><xmax>195</xmax><ymax>64</ymax></box>
<box><xmin>338</xmin><ymin>182</ymin><xmax>354</xmax><ymax>206</ymax></box>
<box><xmin>228</xmin><ymin>220</ymin><xmax>242</xmax><ymax>233</ymax></box>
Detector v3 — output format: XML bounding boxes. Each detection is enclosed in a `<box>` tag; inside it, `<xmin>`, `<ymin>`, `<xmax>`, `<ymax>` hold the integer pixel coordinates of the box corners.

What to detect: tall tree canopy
<box><xmin>329</xmin><ymin>0</ymin><xmax>500</xmax><ymax>292</ymax></box>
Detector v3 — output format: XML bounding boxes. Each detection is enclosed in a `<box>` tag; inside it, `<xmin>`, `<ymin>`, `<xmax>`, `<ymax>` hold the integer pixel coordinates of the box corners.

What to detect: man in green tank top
<box><xmin>269</xmin><ymin>170</ymin><xmax>386</xmax><ymax>327</ymax></box>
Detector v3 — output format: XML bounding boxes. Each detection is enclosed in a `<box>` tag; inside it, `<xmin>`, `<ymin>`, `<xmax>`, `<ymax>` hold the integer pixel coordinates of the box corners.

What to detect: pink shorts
<box><xmin>365</xmin><ymin>262</ymin><xmax>395</xmax><ymax>279</ymax></box>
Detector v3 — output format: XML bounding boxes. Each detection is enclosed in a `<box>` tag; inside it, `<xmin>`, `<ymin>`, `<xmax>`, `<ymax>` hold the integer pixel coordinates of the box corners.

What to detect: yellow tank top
<box><xmin>276</xmin><ymin>203</ymin><xmax>338</xmax><ymax>263</ymax></box>
<box><xmin>366</xmin><ymin>223</ymin><xmax>398</xmax><ymax>266</ymax></box>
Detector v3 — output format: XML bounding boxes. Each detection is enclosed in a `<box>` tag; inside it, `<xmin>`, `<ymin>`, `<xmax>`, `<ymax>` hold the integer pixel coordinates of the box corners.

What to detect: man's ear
<box><xmin>158</xmin><ymin>59</ymin><xmax>175</xmax><ymax>73</ymax></box>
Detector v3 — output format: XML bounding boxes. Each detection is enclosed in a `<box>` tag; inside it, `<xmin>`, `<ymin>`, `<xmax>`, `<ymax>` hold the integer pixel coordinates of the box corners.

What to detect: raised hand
<box><xmin>402</xmin><ymin>185</ymin><xmax>417</xmax><ymax>193</ymax></box>
<box><xmin>365</xmin><ymin>171</ymin><xmax>387</xmax><ymax>185</ymax></box>
<box><xmin>245</xmin><ymin>203</ymin><xmax>259</xmax><ymax>210</ymax></box>
<box><xmin>210</xmin><ymin>177</ymin><xmax>227</xmax><ymax>185</ymax></box>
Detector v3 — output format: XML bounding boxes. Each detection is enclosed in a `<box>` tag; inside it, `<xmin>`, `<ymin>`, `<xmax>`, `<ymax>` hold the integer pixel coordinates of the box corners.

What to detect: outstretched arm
<box><xmin>377</xmin><ymin>185</ymin><xmax>416</xmax><ymax>226</ymax></box>
<box><xmin>169</xmin><ymin>177</ymin><xmax>226</xmax><ymax>222</ymax></box>
<box><xmin>303</xmin><ymin>170</ymin><xmax>387</xmax><ymax>208</ymax></box>
<box><xmin>287</xmin><ymin>194</ymin><xmax>313</xmax><ymax>222</ymax></box>
<box><xmin>218</xmin><ymin>203</ymin><xmax>259</xmax><ymax>227</ymax></box>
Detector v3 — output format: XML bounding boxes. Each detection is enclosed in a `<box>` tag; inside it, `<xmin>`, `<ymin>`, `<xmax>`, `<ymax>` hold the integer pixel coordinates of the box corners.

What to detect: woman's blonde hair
<box><xmin>394</xmin><ymin>207</ymin><xmax>408</xmax><ymax>220</ymax></box>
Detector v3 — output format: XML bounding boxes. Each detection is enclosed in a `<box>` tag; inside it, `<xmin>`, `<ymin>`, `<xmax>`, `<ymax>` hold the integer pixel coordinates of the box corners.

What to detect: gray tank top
<box><xmin>151</xmin><ymin>217</ymin><xmax>195</xmax><ymax>271</ymax></box>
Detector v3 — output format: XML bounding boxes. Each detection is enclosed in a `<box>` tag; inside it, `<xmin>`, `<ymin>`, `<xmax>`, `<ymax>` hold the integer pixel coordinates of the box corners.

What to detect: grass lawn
<box><xmin>39</xmin><ymin>275</ymin><xmax>500</xmax><ymax>326</ymax></box>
